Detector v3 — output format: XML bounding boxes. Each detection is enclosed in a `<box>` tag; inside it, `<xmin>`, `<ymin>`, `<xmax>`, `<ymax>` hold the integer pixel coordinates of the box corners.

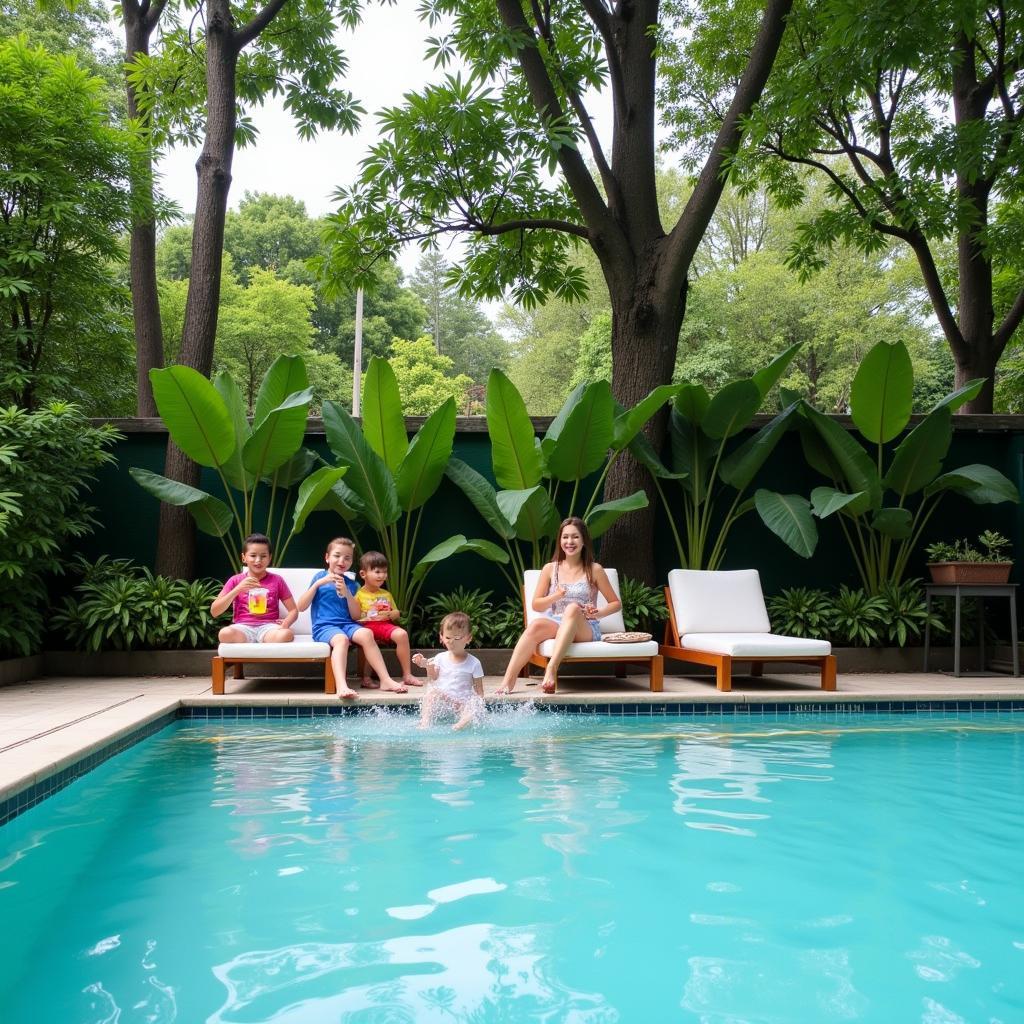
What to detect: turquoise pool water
<box><xmin>1</xmin><ymin>710</ymin><xmax>1022</xmax><ymax>1022</ymax></box>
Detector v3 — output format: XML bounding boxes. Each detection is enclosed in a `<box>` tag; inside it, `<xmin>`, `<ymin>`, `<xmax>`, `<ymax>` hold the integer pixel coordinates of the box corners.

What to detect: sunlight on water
<box><xmin>1</xmin><ymin>711</ymin><xmax>1023</xmax><ymax>1023</ymax></box>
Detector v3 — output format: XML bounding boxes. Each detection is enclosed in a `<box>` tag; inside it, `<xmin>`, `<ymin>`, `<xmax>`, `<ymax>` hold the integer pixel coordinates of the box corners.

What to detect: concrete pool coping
<box><xmin>3</xmin><ymin>671</ymin><xmax>1024</xmax><ymax>818</ymax></box>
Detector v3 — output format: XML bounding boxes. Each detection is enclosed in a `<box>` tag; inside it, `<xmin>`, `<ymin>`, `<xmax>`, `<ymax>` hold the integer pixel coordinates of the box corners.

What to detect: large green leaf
<box><xmin>362</xmin><ymin>356</ymin><xmax>408</xmax><ymax>473</ymax></box>
<box><xmin>396</xmin><ymin>398</ymin><xmax>456</xmax><ymax>510</ymax></box>
<box><xmin>932</xmin><ymin>378</ymin><xmax>984</xmax><ymax>413</ymax></box>
<box><xmin>129</xmin><ymin>467</ymin><xmax>233</xmax><ymax>537</ymax></box>
<box><xmin>242</xmin><ymin>388</ymin><xmax>312</xmax><ymax>478</ymax></box>
<box><xmin>213</xmin><ymin>371</ymin><xmax>251</xmax><ymax>491</ymax></box>
<box><xmin>584</xmin><ymin>490</ymin><xmax>648</xmax><ymax>539</ymax></box>
<box><xmin>445</xmin><ymin>458</ymin><xmax>516</xmax><ymax>540</ymax></box>
<box><xmin>628</xmin><ymin>430</ymin><xmax>685</xmax><ymax>480</ymax></box>
<box><xmin>811</xmin><ymin>486</ymin><xmax>864</xmax><ymax>519</ymax></box>
<box><xmin>612</xmin><ymin>384</ymin><xmax>679</xmax><ymax>450</ymax></box>
<box><xmin>871</xmin><ymin>507</ymin><xmax>913</xmax><ymax>538</ymax></box>
<box><xmin>797</xmin><ymin>412</ymin><xmax>842</xmax><ymax>480</ymax></box>
<box><xmin>850</xmin><ymin>341</ymin><xmax>913</xmax><ymax>443</ymax></box>
<box><xmin>292</xmin><ymin>466</ymin><xmax>348</xmax><ymax>533</ymax></box>
<box><xmin>883</xmin><ymin>407</ymin><xmax>952</xmax><ymax>497</ymax></box>
<box><xmin>486</xmin><ymin>368</ymin><xmax>541</xmax><ymax>489</ymax></box>
<box><xmin>253</xmin><ymin>355</ymin><xmax>308</xmax><ymax>429</ymax></box>
<box><xmin>670</xmin><ymin>406</ymin><xmax>716</xmax><ymax>489</ymax></box>
<box><xmin>754</xmin><ymin>489</ymin><xmax>818</xmax><ymax>558</ymax></box>
<box><xmin>149</xmin><ymin>366</ymin><xmax>235</xmax><ymax>468</ymax></box>
<box><xmin>927</xmin><ymin>464</ymin><xmax>1020</xmax><ymax>504</ymax></box>
<box><xmin>409</xmin><ymin>534</ymin><xmax>510</xmax><ymax>585</ymax></box>
<box><xmin>543</xmin><ymin>381</ymin><xmax>586</xmax><ymax>446</ymax></box>
<box><xmin>546</xmin><ymin>380</ymin><xmax>615</xmax><ymax>481</ymax></box>
<box><xmin>496</xmin><ymin>486</ymin><xmax>560</xmax><ymax>543</ymax></box>
<box><xmin>675</xmin><ymin>383</ymin><xmax>710</xmax><ymax>424</ymax></box>
<box><xmin>803</xmin><ymin>405</ymin><xmax>881</xmax><ymax>513</ymax></box>
<box><xmin>319</xmin><ymin>478</ymin><xmax>365</xmax><ymax>520</ymax></box>
<box><xmin>702</xmin><ymin>378</ymin><xmax>762</xmax><ymax>439</ymax></box>
<box><xmin>268</xmin><ymin>448</ymin><xmax>318</xmax><ymax>488</ymax></box>
<box><xmin>719</xmin><ymin>402</ymin><xmax>798</xmax><ymax>491</ymax></box>
<box><xmin>322</xmin><ymin>400</ymin><xmax>400</xmax><ymax>529</ymax></box>
<box><xmin>752</xmin><ymin>343</ymin><xmax>801</xmax><ymax>398</ymax></box>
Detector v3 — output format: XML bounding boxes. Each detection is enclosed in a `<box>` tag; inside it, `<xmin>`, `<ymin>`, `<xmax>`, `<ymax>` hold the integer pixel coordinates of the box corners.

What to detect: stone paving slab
<box><xmin>2</xmin><ymin>671</ymin><xmax>1024</xmax><ymax>807</ymax></box>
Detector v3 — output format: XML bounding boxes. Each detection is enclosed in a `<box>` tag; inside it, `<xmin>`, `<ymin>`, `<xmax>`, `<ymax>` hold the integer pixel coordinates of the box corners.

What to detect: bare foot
<box><xmin>339</xmin><ymin>688</ymin><xmax>359</xmax><ymax>700</ymax></box>
<box><xmin>494</xmin><ymin>682</ymin><xmax>516</xmax><ymax>695</ymax></box>
<box><xmin>360</xmin><ymin>678</ymin><xmax>379</xmax><ymax>689</ymax></box>
<box><xmin>402</xmin><ymin>675</ymin><xmax>423</xmax><ymax>687</ymax></box>
<box><xmin>380</xmin><ymin>681</ymin><xmax>408</xmax><ymax>693</ymax></box>
<box><xmin>541</xmin><ymin>678</ymin><xmax>556</xmax><ymax>694</ymax></box>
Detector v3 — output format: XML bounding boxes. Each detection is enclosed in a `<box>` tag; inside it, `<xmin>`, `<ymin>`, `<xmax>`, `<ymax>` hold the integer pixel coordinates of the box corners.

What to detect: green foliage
<box><xmin>827</xmin><ymin>586</ymin><xmax>888</xmax><ymax>648</ymax></box>
<box><xmin>766</xmin><ymin>587</ymin><xmax>833</xmax><ymax>639</ymax></box>
<box><xmin>50</xmin><ymin>557</ymin><xmax>221</xmax><ymax>652</ymax></box>
<box><xmin>411</xmin><ymin>587</ymin><xmax>497</xmax><ymax>648</ymax></box>
<box><xmin>131</xmin><ymin>355</ymin><xmax>344</xmax><ymax>569</ymax></box>
<box><xmin>925</xmin><ymin>531</ymin><xmax>1012</xmax><ymax>564</ymax></box>
<box><xmin>0</xmin><ymin>35</ymin><xmax>137</xmax><ymax>410</ymax></box>
<box><xmin>0</xmin><ymin>402</ymin><xmax>117</xmax><ymax>656</ymax></box>
<box><xmin>490</xmin><ymin>595</ymin><xmax>527</xmax><ymax>649</ymax></box>
<box><xmin>618</xmin><ymin>577</ymin><xmax>668</xmax><ymax>635</ymax></box>
<box><xmin>386</xmin><ymin>337</ymin><xmax>473</xmax><ymax>415</ymax></box>
<box><xmin>786</xmin><ymin>340</ymin><xmax>1019</xmax><ymax>592</ymax></box>
<box><xmin>322</xmin><ymin>356</ymin><xmax>507</xmax><ymax>616</ymax></box>
<box><xmin>874</xmin><ymin>579</ymin><xmax>943</xmax><ymax>648</ymax></box>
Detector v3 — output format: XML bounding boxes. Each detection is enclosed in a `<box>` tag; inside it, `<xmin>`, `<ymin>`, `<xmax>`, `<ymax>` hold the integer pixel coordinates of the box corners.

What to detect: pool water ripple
<box><xmin>0</xmin><ymin>712</ymin><xmax>1022</xmax><ymax>1022</ymax></box>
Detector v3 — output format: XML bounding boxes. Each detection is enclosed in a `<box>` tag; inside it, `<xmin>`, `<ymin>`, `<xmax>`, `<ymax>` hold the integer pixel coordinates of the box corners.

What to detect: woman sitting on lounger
<box><xmin>496</xmin><ymin>516</ymin><xmax>621</xmax><ymax>695</ymax></box>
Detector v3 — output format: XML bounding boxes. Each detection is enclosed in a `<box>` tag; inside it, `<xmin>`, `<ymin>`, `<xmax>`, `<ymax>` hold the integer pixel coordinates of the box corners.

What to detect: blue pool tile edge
<box><xmin>0</xmin><ymin>711</ymin><xmax>176</xmax><ymax>827</ymax></box>
<box><xmin>5</xmin><ymin>698</ymin><xmax>1024</xmax><ymax>826</ymax></box>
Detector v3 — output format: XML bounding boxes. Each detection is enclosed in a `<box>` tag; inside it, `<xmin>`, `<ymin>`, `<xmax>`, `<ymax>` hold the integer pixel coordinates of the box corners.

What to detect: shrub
<box><xmin>50</xmin><ymin>556</ymin><xmax>221</xmax><ymax>652</ymax></box>
<box><xmin>411</xmin><ymin>587</ymin><xmax>498</xmax><ymax>647</ymax></box>
<box><xmin>766</xmin><ymin>587</ymin><xmax>832</xmax><ymax>639</ymax></box>
<box><xmin>0</xmin><ymin>403</ymin><xmax>117</xmax><ymax>657</ymax></box>
<box><xmin>490</xmin><ymin>594</ymin><xmax>526</xmax><ymax>648</ymax></box>
<box><xmin>874</xmin><ymin>579</ymin><xmax>943</xmax><ymax>647</ymax></box>
<box><xmin>619</xmin><ymin>576</ymin><xmax>668</xmax><ymax>635</ymax></box>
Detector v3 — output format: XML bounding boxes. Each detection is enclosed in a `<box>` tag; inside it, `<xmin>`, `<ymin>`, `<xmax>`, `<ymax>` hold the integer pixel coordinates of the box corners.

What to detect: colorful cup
<box><xmin>248</xmin><ymin>587</ymin><xmax>268</xmax><ymax>615</ymax></box>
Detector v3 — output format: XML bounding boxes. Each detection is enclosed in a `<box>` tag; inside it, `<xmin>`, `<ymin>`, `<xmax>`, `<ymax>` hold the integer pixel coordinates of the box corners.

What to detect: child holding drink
<box><xmin>211</xmin><ymin>532</ymin><xmax>297</xmax><ymax>643</ymax></box>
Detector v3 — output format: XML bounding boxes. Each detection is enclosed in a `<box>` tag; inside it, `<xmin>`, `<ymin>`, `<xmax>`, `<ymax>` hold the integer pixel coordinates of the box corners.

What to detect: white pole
<box><xmin>352</xmin><ymin>286</ymin><xmax>363</xmax><ymax>417</ymax></box>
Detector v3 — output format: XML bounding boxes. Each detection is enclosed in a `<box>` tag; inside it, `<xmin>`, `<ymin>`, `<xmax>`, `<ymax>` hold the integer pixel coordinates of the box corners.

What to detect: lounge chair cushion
<box><xmin>536</xmin><ymin>638</ymin><xmax>659</xmax><ymax>658</ymax></box>
<box><xmin>524</xmin><ymin>567</ymin><xmax>627</xmax><ymax>633</ymax></box>
<box><xmin>668</xmin><ymin>569</ymin><xmax>771</xmax><ymax>634</ymax></box>
<box><xmin>679</xmin><ymin>632</ymin><xmax>831</xmax><ymax>658</ymax></box>
<box><xmin>217</xmin><ymin>638</ymin><xmax>330</xmax><ymax>659</ymax></box>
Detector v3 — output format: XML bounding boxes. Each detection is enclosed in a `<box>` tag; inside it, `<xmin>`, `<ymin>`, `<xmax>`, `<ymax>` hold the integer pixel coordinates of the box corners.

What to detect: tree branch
<box><xmin>234</xmin><ymin>0</ymin><xmax>292</xmax><ymax>51</ymax></box>
<box><xmin>994</xmin><ymin>285</ymin><xmax>1024</xmax><ymax>351</ymax></box>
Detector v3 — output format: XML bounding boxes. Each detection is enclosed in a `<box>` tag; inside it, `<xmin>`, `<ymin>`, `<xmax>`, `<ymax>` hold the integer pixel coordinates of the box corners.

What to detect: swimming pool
<box><xmin>1</xmin><ymin>709</ymin><xmax>1021</xmax><ymax>1022</ymax></box>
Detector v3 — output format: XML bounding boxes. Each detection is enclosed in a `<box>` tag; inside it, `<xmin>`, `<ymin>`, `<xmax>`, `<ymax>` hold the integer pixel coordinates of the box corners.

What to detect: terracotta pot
<box><xmin>927</xmin><ymin>562</ymin><xmax>1013</xmax><ymax>585</ymax></box>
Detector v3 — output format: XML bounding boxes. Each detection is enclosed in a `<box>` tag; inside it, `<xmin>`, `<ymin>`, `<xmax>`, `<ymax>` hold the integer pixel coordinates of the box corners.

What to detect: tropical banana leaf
<box><xmin>882</xmin><ymin>406</ymin><xmax>952</xmax><ymax>497</ymax></box>
<box><xmin>612</xmin><ymin>384</ymin><xmax>679</xmax><ymax>450</ymax></box>
<box><xmin>129</xmin><ymin>468</ymin><xmax>233</xmax><ymax>537</ymax></box>
<box><xmin>213</xmin><ymin>371</ymin><xmax>252</xmax><ymax>491</ymax></box>
<box><xmin>584</xmin><ymin>490</ymin><xmax>648</xmax><ymax>539</ymax></box>
<box><xmin>752</xmin><ymin>343</ymin><xmax>801</xmax><ymax>398</ymax></box>
<box><xmin>253</xmin><ymin>355</ymin><xmax>308</xmax><ymax>429</ymax></box>
<box><xmin>292</xmin><ymin>466</ymin><xmax>348</xmax><ymax>533</ymax></box>
<box><xmin>242</xmin><ymin>388</ymin><xmax>313</xmax><ymax>478</ymax></box>
<box><xmin>927</xmin><ymin>464</ymin><xmax>1020</xmax><ymax>504</ymax></box>
<box><xmin>702</xmin><ymin>378</ymin><xmax>762</xmax><ymax>439</ymax></box>
<box><xmin>486</xmin><ymin>368</ymin><xmax>542</xmax><ymax>489</ymax></box>
<box><xmin>719</xmin><ymin>403</ymin><xmax>799</xmax><ymax>490</ymax></box>
<box><xmin>674</xmin><ymin>383</ymin><xmax>710</xmax><ymax>424</ymax></box>
<box><xmin>444</xmin><ymin>458</ymin><xmax>516</xmax><ymax>540</ymax></box>
<box><xmin>496</xmin><ymin>486</ymin><xmax>560</xmax><ymax>543</ymax></box>
<box><xmin>811</xmin><ymin>486</ymin><xmax>864</xmax><ymax>519</ymax></box>
<box><xmin>546</xmin><ymin>380</ymin><xmax>615</xmax><ymax>481</ymax></box>
<box><xmin>754</xmin><ymin>489</ymin><xmax>818</xmax><ymax>557</ymax></box>
<box><xmin>932</xmin><ymin>378</ymin><xmax>985</xmax><ymax>413</ymax></box>
<box><xmin>409</xmin><ymin>534</ymin><xmax>509</xmax><ymax>585</ymax></box>
<box><xmin>803</xmin><ymin>405</ymin><xmax>881</xmax><ymax>513</ymax></box>
<box><xmin>362</xmin><ymin>356</ymin><xmax>408</xmax><ymax>473</ymax></box>
<box><xmin>149</xmin><ymin>365</ymin><xmax>235</xmax><ymax>468</ymax></box>
<box><xmin>850</xmin><ymin>340</ymin><xmax>913</xmax><ymax>443</ymax></box>
<box><xmin>396</xmin><ymin>398</ymin><xmax>456</xmax><ymax>511</ymax></box>
<box><xmin>871</xmin><ymin>507</ymin><xmax>913</xmax><ymax>538</ymax></box>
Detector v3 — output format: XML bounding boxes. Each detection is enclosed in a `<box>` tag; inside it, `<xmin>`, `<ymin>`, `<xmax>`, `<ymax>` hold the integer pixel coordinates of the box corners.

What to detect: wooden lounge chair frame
<box><xmin>211</xmin><ymin>654</ymin><xmax>337</xmax><ymax>695</ymax></box>
<box><xmin>660</xmin><ymin>586</ymin><xmax>836</xmax><ymax>693</ymax></box>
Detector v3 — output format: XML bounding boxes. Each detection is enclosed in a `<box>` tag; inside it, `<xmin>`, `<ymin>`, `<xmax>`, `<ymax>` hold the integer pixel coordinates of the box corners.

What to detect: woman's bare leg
<box><xmin>541</xmin><ymin>604</ymin><xmax>593</xmax><ymax>693</ymax></box>
<box><xmin>497</xmin><ymin>619</ymin><xmax>559</xmax><ymax>694</ymax></box>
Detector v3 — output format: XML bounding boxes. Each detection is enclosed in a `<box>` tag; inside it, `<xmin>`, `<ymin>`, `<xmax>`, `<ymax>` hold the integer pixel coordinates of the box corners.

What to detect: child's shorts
<box><xmin>233</xmin><ymin>622</ymin><xmax>280</xmax><ymax>642</ymax></box>
<box><xmin>364</xmin><ymin>620</ymin><xmax>398</xmax><ymax>643</ymax></box>
<box><xmin>313</xmin><ymin>622</ymin><xmax>363</xmax><ymax>643</ymax></box>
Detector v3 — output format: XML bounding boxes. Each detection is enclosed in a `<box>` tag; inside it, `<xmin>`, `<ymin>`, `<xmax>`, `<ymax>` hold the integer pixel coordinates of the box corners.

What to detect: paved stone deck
<box><xmin>3</xmin><ymin>670</ymin><xmax>1024</xmax><ymax>807</ymax></box>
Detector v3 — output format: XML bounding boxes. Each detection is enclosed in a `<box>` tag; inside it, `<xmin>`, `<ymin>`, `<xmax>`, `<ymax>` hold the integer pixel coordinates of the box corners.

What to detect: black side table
<box><xmin>923</xmin><ymin>583</ymin><xmax>1019</xmax><ymax>677</ymax></box>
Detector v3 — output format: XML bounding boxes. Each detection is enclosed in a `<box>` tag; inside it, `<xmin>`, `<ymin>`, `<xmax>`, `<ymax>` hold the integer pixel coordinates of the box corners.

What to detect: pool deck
<box><xmin>3</xmin><ymin>670</ymin><xmax>1024</xmax><ymax>809</ymax></box>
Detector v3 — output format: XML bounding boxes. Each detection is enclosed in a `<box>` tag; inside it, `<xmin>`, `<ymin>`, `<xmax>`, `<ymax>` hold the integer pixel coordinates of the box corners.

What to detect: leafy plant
<box><xmin>447</xmin><ymin>368</ymin><xmax>680</xmax><ymax>582</ymax></box>
<box><xmin>490</xmin><ymin>594</ymin><xmax>527</xmax><ymax>649</ymax></box>
<box><xmin>322</xmin><ymin>356</ymin><xmax>507</xmax><ymax>617</ymax></box>
<box><xmin>874</xmin><ymin>579</ymin><xmax>944</xmax><ymax>647</ymax></box>
<box><xmin>925</xmin><ymin>530</ymin><xmax>1012</xmax><ymax>564</ymax></box>
<box><xmin>50</xmin><ymin>556</ymin><xmax>221</xmax><ymax>652</ymax></box>
<box><xmin>766</xmin><ymin>587</ymin><xmax>832</xmax><ymax>639</ymax></box>
<box><xmin>411</xmin><ymin>587</ymin><xmax>497</xmax><ymax>648</ymax></box>
<box><xmin>787</xmin><ymin>340</ymin><xmax>1018</xmax><ymax>592</ymax></box>
<box><xmin>619</xmin><ymin>576</ymin><xmax>668</xmax><ymax>635</ymax></box>
<box><xmin>827</xmin><ymin>586</ymin><xmax>887</xmax><ymax>647</ymax></box>
<box><xmin>638</xmin><ymin>345</ymin><xmax>807</xmax><ymax>569</ymax></box>
<box><xmin>131</xmin><ymin>355</ymin><xmax>346</xmax><ymax>569</ymax></box>
<box><xmin>0</xmin><ymin>403</ymin><xmax>117</xmax><ymax>657</ymax></box>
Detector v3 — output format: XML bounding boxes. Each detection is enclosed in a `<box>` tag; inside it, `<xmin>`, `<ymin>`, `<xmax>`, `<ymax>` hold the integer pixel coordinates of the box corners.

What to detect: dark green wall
<box><xmin>81</xmin><ymin>418</ymin><xmax>1024</xmax><ymax>598</ymax></box>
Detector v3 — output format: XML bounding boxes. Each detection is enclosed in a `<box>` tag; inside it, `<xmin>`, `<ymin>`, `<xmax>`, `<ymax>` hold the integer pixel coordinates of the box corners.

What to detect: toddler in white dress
<box><xmin>413</xmin><ymin>611</ymin><xmax>485</xmax><ymax>730</ymax></box>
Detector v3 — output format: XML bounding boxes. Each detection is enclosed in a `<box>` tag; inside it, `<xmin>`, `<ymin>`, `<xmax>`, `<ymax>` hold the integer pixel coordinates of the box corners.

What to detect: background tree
<box><xmin>386</xmin><ymin>336</ymin><xmax>474</xmax><ymax>414</ymax></box>
<box><xmin>665</xmin><ymin>0</ymin><xmax>1024</xmax><ymax>412</ymax></box>
<box><xmin>409</xmin><ymin>252</ymin><xmax>510</xmax><ymax>382</ymax></box>
<box><xmin>321</xmin><ymin>0</ymin><xmax>794</xmax><ymax>581</ymax></box>
<box><xmin>0</xmin><ymin>36</ymin><xmax>136</xmax><ymax>410</ymax></box>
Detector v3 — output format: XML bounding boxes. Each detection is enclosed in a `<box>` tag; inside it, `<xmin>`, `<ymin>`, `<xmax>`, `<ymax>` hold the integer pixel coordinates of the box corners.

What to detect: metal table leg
<box><xmin>953</xmin><ymin>589</ymin><xmax>962</xmax><ymax>678</ymax></box>
<box><xmin>923</xmin><ymin>591</ymin><xmax>933</xmax><ymax>671</ymax></box>
<box><xmin>1011</xmin><ymin>593</ymin><xmax>1020</xmax><ymax>677</ymax></box>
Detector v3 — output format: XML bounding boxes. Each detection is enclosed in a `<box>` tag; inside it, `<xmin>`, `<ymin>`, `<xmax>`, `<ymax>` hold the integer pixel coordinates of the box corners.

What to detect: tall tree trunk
<box><xmin>123</xmin><ymin>1</ymin><xmax>166</xmax><ymax>417</ymax></box>
<box><xmin>155</xmin><ymin>0</ymin><xmax>240</xmax><ymax>578</ymax></box>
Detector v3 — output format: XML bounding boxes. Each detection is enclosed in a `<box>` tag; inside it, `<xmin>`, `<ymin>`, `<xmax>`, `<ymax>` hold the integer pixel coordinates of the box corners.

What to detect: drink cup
<box><xmin>248</xmin><ymin>587</ymin><xmax>268</xmax><ymax>615</ymax></box>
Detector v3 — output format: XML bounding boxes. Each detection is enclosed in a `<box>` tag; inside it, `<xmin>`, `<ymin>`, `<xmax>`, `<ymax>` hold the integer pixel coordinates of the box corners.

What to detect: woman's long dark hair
<box><xmin>553</xmin><ymin>516</ymin><xmax>595</xmax><ymax>587</ymax></box>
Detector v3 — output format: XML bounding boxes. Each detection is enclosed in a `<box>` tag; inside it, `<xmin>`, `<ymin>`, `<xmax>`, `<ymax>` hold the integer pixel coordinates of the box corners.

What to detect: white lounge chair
<box><xmin>660</xmin><ymin>569</ymin><xmax>836</xmax><ymax>692</ymax></box>
<box><xmin>211</xmin><ymin>567</ymin><xmax>336</xmax><ymax>695</ymax></box>
<box><xmin>522</xmin><ymin>568</ymin><xmax>663</xmax><ymax>692</ymax></box>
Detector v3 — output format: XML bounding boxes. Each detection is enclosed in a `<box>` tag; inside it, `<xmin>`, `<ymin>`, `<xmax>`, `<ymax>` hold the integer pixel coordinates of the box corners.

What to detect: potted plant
<box><xmin>925</xmin><ymin>530</ymin><xmax>1013</xmax><ymax>584</ymax></box>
